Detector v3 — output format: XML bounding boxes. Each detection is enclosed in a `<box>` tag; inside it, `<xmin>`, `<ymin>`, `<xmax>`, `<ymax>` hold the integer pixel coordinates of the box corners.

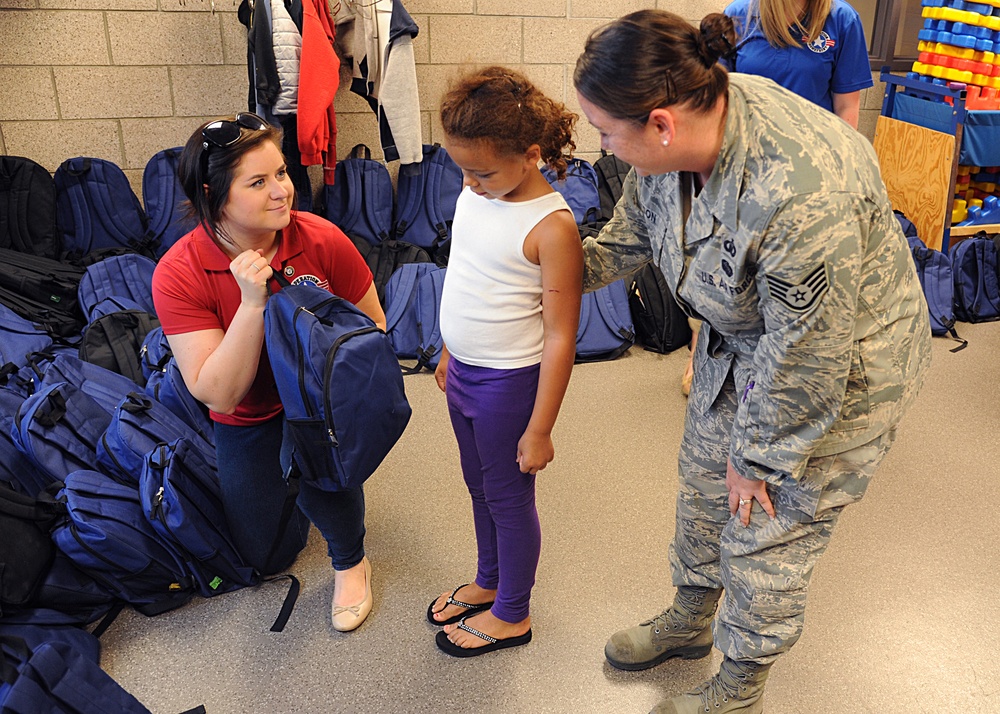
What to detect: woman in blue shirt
<box><xmin>724</xmin><ymin>0</ymin><xmax>873</xmax><ymax>128</ymax></box>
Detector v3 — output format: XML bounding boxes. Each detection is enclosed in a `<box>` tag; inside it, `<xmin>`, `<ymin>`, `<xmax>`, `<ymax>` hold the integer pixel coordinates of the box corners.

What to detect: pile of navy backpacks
<box><xmin>0</xmin><ymin>150</ymin><xmax>234</xmax><ymax>713</ymax></box>
<box><xmin>896</xmin><ymin>211</ymin><xmax>1000</xmax><ymax>352</ymax></box>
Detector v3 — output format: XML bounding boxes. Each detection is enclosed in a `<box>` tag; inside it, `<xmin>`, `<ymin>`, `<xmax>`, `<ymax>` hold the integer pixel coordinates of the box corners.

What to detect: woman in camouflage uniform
<box><xmin>574</xmin><ymin>10</ymin><xmax>931</xmax><ymax>714</ymax></box>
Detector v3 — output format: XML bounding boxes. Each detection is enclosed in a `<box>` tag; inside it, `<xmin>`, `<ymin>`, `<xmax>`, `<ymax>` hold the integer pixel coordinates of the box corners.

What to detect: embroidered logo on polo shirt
<box><xmin>765</xmin><ymin>264</ymin><xmax>829</xmax><ymax>312</ymax></box>
<box><xmin>805</xmin><ymin>31</ymin><xmax>835</xmax><ymax>53</ymax></box>
<box><xmin>291</xmin><ymin>274</ymin><xmax>329</xmax><ymax>290</ymax></box>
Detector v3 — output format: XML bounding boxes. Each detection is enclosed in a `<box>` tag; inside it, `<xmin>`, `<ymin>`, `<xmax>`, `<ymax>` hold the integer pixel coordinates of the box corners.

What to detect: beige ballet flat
<box><xmin>331</xmin><ymin>556</ymin><xmax>372</xmax><ymax>632</ymax></box>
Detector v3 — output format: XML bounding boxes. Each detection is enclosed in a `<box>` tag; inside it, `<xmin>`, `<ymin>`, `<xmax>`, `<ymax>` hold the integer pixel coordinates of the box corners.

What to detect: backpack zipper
<box><xmin>322</xmin><ymin>326</ymin><xmax>380</xmax><ymax>447</ymax></box>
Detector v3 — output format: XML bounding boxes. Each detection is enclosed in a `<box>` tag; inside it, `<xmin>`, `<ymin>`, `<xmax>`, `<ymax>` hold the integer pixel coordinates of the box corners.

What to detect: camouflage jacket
<box><xmin>583</xmin><ymin>73</ymin><xmax>932</xmax><ymax>484</ymax></box>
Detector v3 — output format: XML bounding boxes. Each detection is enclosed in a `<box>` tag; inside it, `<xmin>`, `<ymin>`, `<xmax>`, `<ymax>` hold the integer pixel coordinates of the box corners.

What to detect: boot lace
<box><xmin>694</xmin><ymin>661</ymin><xmax>764</xmax><ymax>712</ymax></box>
<box><xmin>645</xmin><ymin>606</ymin><xmax>696</xmax><ymax>635</ymax></box>
<box><xmin>644</xmin><ymin>592</ymin><xmax>708</xmax><ymax>635</ymax></box>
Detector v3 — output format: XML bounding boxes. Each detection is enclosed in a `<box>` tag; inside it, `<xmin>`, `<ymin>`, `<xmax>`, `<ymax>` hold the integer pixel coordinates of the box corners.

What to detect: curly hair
<box><xmin>440</xmin><ymin>66</ymin><xmax>578</xmax><ymax>179</ymax></box>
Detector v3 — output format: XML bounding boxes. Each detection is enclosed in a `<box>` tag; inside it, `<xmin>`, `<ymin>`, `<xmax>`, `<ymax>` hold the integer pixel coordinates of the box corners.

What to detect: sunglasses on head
<box><xmin>201</xmin><ymin>112</ymin><xmax>269</xmax><ymax>152</ymax></box>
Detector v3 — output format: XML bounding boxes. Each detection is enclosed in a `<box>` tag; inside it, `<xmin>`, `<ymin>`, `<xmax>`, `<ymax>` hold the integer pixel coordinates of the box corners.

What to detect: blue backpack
<box><xmin>140</xmin><ymin>438</ymin><xmax>256</xmax><ymax>598</ymax></box>
<box><xmin>383</xmin><ymin>263</ymin><xmax>439</xmax><ymax>360</ymax></box>
<box><xmin>0</xmin><ymin>303</ymin><xmax>52</xmax><ymax>368</ymax></box>
<box><xmin>28</xmin><ymin>352</ymin><xmax>139</xmax><ymax>413</ymax></box>
<box><xmin>77</xmin><ymin>253</ymin><xmax>157</xmax><ymax>322</ymax></box>
<box><xmin>951</xmin><ymin>232</ymin><xmax>1000</xmax><ymax>323</ymax></box>
<box><xmin>145</xmin><ymin>357</ymin><xmax>214</xmax><ymax>447</ymax></box>
<box><xmin>53</xmin><ymin>157</ymin><xmax>157</xmax><ymax>261</ymax></box>
<box><xmin>98</xmin><ymin>391</ymin><xmax>216</xmax><ymax>487</ymax></box>
<box><xmin>0</xmin><ymin>550</ymin><xmax>116</xmax><ymax>628</ymax></box>
<box><xmin>393</xmin><ymin>144</ymin><xmax>464</xmax><ymax>253</ymax></box>
<box><xmin>894</xmin><ymin>209</ymin><xmax>919</xmax><ymax>240</ymax></box>
<box><xmin>0</xmin><ymin>385</ymin><xmax>50</xmax><ymax>497</ymax></box>
<box><xmin>910</xmin><ymin>242</ymin><xmax>966</xmax><ymax>350</ymax></box>
<box><xmin>411</xmin><ymin>266</ymin><xmax>447</xmax><ymax>372</ymax></box>
<box><xmin>86</xmin><ymin>296</ymin><xmax>146</xmax><ymax>321</ymax></box>
<box><xmin>50</xmin><ymin>469</ymin><xmax>194</xmax><ymax>615</ymax></box>
<box><xmin>575</xmin><ymin>279</ymin><xmax>635</xmax><ymax>363</ymax></box>
<box><xmin>138</xmin><ymin>326</ymin><xmax>173</xmax><ymax>382</ymax></box>
<box><xmin>0</xmin><ymin>635</ymin><xmax>153</xmax><ymax>714</ymax></box>
<box><xmin>323</xmin><ymin>144</ymin><xmax>393</xmax><ymax>246</ymax></box>
<box><xmin>264</xmin><ymin>276</ymin><xmax>411</xmax><ymax>490</ymax></box>
<box><xmin>542</xmin><ymin>158</ymin><xmax>600</xmax><ymax>225</ymax></box>
<box><xmin>12</xmin><ymin>382</ymin><xmax>114</xmax><ymax>484</ymax></box>
<box><xmin>142</xmin><ymin>147</ymin><xmax>197</xmax><ymax>258</ymax></box>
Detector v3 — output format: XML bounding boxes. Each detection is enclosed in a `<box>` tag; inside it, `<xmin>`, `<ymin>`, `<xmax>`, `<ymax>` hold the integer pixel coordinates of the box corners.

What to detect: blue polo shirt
<box><xmin>724</xmin><ymin>0</ymin><xmax>873</xmax><ymax>113</ymax></box>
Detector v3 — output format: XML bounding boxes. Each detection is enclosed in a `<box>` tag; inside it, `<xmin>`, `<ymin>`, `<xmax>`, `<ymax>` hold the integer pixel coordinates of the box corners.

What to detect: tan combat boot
<box><xmin>604</xmin><ymin>586</ymin><xmax>722</xmax><ymax>671</ymax></box>
<box><xmin>651</xmin><ymin>657</ymin><xmax>771</xmax><ymax>714</ymax></box>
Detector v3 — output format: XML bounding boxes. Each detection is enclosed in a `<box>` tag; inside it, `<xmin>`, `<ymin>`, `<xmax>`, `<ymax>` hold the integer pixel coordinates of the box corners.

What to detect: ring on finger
<box><xmin>738</xmin><ymin>498</ymin><xmax>752</xmax><ymax>507</ymax></box>
<box><xmin>252</xmin><ymin>262</ymin><xmax>262</xmax><ymax>272</ymax></box>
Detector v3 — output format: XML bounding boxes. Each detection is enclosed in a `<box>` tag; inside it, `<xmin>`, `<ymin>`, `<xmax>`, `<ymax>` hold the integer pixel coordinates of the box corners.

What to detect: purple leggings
<box><xmin>446</xmin><ymin>357</ymin><xmax>541</xmax><ymax>623</ymax></box>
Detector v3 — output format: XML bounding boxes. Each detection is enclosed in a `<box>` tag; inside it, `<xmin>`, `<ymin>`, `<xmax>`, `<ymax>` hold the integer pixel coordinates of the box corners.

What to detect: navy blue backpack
<box><xmin>542</xmin><ymin>158</ymin><xmax>601</xmax><ymax>225</ymax></box>
<box><xmin>264</xmin><ymin>276</ymin><xmax>411</xmax><ymax>490</ymax></box>
<box><xmin>140</xmin><ymin>438</ymin><xmax>256</xmax><ymax>598</ymax></box>
<box><xmin>0</xmin><ymin>550</ymin><xmax>116</xmax><ymax>628</ymax></box>
<box><xmin>910</xmin><ymin>241</ymin><xmax>966</xmax><ymax>350</ymax></box>
<box><xmin>77</xmin><ymin>253</ymin><xmax>157</xmax><ymax>322</ymax></box>
<box><xmin>98</xmin><ymin>391</ymin><xmax>215</xmax><ymax>487</ymax></box>
<box><xmin>50</xmin><ymin>469</ymin><xmax>194</xmax><ymax>615</ymax></box>
<box><xmin>0</xmin><ymin>635</ymin><xmax>153</xmax><ymax>714</ymax></box>
<box><xmin>383</xmin><ymin>262</ymin><xmax>440</xmax><ymax>360</ymax></box>
<box><xmin>53</xmin><ymin>157</ymin><xmax>157</xmax><ymax>261</ymax></box>
<box><xmin>12</xmin><ymin>382</ymin><xmax>114</xmax><ymax>484</ymax></box>
<box><xmin>323</xmin><ymin>144</ymin><xmax>393</xmax><ymax>246</ymax></box>
<box><xmin>410</xmin><ymin>266</ymin><xmax>447</xmax><ymax>373</ymax></box>
<box><xmin>86</xmin><ymin>296</ymin><xmax>146</xmax><ymax>321</ymax></box>
<box><xmin>951</xmin><ymin>232</ymin><xmax>1000</xmax><ymax>323</ymax></box>
<box><xmin>26</xmin><ymin>353</ymin><xmax>139</xmax><ymax>413</ymax></box>
<box><xmin>0</xmin><ymin>303</ymin><xmax>53</xmax><ymax>368</ymax></box>
<box><xmin>145</xmin><ymin>357</ymin><xmax>214</xmax><ymax>447</ymax></box>
<box><xmin>138</xmin><ymin>326</ymin><xmax>172</xmax><ymax>382</ymax></box>
<box><xmin>97</xmin><ymin>392</ymin><xmax>216</xmax><ymax>486</ymax></box>
<box><xmin>393</xmin><ymin>143</ymin><xmax>464</xmax><ymax>254</ymax></box>
<box><xmin>575</xmin><ymin>279</ymin><xmax>635</xmax><ymax>363</ymax></box>
<box><xmin>142</xmin><ymin>147</ymin><xmax>197</xmax><ymax>258</ymax></box>
<box><xmin>0</xmin><ymin>385</ymin><xmax>49</xmax><ymax>497</ymax></box>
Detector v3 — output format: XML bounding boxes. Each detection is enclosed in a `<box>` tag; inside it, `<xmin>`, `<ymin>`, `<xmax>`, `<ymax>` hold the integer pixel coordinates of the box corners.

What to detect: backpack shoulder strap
<box><xmin>383</xmin><ymin>263</ymin><xmax>423</xmax><ymax>333</ymax></box>
<box><xmin>56</xmin><ymin>158</ymin><xmax>95</xmax><ymax>257</ymax></box>
<box><xmin>360</xmin><ymin>160</ymin><xmax>393</xmax><ymax>243</ymax></box>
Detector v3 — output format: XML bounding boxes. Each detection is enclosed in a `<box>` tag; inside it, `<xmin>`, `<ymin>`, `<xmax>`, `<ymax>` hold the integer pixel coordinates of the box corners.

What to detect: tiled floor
<box><xmin>100</xmin><ymin>322</ymin><xmax>1000</xmax><ymax>714</ymax></box>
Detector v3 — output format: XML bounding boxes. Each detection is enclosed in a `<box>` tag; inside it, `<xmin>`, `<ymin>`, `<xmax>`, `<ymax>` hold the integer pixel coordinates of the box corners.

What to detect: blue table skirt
<box><xmin>891</xmin><ymin>92</ymin><xmax>1000</xmax><ymax>167</ymax></box>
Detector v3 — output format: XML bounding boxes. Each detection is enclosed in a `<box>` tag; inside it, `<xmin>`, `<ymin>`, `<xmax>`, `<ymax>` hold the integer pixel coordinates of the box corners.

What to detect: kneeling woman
<box><xmin>151</xmin><ymin>114</ymin><xmax>385</xmax><ymax>631</ymax></box>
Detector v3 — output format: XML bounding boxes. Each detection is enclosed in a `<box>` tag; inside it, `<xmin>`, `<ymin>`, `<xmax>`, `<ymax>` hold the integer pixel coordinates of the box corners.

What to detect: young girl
<box><xmin>426</xmin><ymin>67</ymin><xmax>583</xmax><ymax>657</ymax></box>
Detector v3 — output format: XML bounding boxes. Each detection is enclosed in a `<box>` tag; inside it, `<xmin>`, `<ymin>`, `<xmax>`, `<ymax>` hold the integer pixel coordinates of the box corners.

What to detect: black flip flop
<box><xmin>426</xmin><ymin>583</ymin><xmax>494</xmax><ymax>626</ymax></box>
<box><xmin>435</xmin><ymin>617</ymin><xmax>532</xmax><ymax>658</ymax></box>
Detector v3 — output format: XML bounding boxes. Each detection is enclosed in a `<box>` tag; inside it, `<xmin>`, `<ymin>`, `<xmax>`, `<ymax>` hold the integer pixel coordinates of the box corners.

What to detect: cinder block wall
<box><xmin>0</xmin><ymin>0</ymin><xmax>883</xmax><ymax>199</ymax></box>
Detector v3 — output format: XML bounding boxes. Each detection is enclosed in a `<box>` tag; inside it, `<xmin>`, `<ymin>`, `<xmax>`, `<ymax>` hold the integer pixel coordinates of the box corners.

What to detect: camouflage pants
<box><xmin>668</xmin><ymin>374</ymin><xmax>897</xmax><ymax>665</ymax></box>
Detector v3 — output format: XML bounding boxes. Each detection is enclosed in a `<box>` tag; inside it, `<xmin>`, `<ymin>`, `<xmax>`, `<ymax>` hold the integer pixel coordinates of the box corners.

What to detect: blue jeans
<box><xmin>214</xmin><ymin>414</ymin><xmax>366</xmax><ymax>574</ymax></box>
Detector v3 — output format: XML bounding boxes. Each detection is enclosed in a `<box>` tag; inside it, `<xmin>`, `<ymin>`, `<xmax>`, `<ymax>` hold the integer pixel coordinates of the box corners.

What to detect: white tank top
<box><xmin>440</xmin><ymin>187</ymin><xmax>572</xmax><ymax>369</ymax></box>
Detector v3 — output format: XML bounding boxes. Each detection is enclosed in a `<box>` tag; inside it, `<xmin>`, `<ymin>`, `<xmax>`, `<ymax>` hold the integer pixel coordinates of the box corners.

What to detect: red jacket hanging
<box><xmin>299</xmin><ymin>0</ymin><xmax>339</xmax><ymax>184</ymax></box>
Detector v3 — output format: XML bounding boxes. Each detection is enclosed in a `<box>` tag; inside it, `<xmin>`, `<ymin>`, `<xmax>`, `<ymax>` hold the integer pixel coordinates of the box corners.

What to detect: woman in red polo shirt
<box><xmin>152</xmin><ymin>113</ymin><xmax>384</xmax><ymax>632</ymax></box>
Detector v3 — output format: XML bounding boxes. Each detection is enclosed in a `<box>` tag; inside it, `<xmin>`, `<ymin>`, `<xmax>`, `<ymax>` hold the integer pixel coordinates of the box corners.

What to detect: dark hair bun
<box><xmin>698</xmin><ymin>13</ymin><xmax>737</xmax><ymax>66</ymax></box>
